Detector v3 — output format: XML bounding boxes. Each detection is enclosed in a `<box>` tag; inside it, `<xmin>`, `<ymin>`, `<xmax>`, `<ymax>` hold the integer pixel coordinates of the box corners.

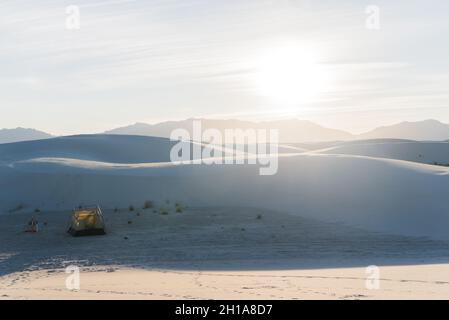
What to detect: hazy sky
<box><xmin>1</xmin><ymin>0</ymin><xmax>449</xmax><ymax>135</ymax></box>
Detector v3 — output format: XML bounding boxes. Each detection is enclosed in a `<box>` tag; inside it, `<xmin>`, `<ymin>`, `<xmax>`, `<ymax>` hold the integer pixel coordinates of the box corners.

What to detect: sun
<box><xmin>254</xmin><ymin>44</ymin><xmax>330</xmax><ymax>105</ymax></box>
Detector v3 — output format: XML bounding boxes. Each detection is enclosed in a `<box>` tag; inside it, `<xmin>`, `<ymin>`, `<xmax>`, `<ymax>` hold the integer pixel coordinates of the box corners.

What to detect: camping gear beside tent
<box><xmin>67</xmin><ymin>205</ymin><xmax>106</xmax><ymax>237</ymax></box>
<box><xmin>25</xmin><ymin>216</ymin><xmax>39</xmax><ymax>233</ymax></box>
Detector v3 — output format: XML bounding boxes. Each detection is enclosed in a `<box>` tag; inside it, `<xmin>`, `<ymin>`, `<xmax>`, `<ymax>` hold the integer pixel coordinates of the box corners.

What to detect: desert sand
<box><xmin>2</xmin><ymin>206</ymin><xmax>449</xmax><ymax>299</ymax></box>
<box><xmin>2</xmin><ymin>136</ymin><xmax>449</xmax><ymax>299</ymax></box>
<box><xmin>3</xmin><ymin>264</ymin><xmax>449</xmax><ymax>300</ymax></box>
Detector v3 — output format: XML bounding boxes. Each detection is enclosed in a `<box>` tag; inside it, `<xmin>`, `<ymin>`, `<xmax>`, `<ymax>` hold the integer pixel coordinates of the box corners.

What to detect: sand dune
<box><xmin>1</xmin><ymin>135</ymin><xmax>449</xmax><ymax>239</ymax></box>
<box><xmin>4</xmin><ymin>264</ymin><xmax>449</xmax><ymax>300</ymax></box>
<box><xmin>322</xmin><ymin>141</ymin><xmax>449</xmax><ymax>165</ymax></box>
<box><xmin>0</xmin><ymin>134</ymin><xmax>190</xmax><ymax>164</ymax></box>
<box><xmin>2</xmin><ymin>134</ymin><xmax>449</xmax><ymax>299</ymax></box>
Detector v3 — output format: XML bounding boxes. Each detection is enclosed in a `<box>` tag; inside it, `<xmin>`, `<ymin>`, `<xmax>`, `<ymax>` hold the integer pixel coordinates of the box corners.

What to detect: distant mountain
<box><xmin>105</xmin><ymin>119</ymin><xmax>353</xmax><ymax>143</ymax></box>
<box><xmin>0</xmin><ymin>128</ymin><xmax>53</xmax><ymax>144</ymax></box>
<box><xmin>6</xmin><ymin>119</ymin><xmax>446</xmax><ymax>145</ymax></box>
<box><xmin>358</xmin><ymin>119</ymin><xmax>449</xmax><ymax>141</ymax></box>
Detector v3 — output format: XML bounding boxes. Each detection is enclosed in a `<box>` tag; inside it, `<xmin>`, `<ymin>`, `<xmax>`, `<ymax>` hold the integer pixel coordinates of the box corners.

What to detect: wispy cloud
<box><xmin>1</xmin><ymin>0</ymin><xmax>449</xmax><ymax>134</ymax></box>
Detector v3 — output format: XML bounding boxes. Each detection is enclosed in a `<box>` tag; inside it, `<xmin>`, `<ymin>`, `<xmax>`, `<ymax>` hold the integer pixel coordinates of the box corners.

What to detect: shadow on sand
<box><xmin>1</xmin><ymin>207</ymin><xmax>449</xmax><ymax>277</ymax></box>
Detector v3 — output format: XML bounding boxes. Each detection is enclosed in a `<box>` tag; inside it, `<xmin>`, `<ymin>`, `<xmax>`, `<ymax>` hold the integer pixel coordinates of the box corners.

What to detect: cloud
<box><xmin>1</xmin><ymin>0</ymin><xmax>449</xmax><ymax>133</ymax></box>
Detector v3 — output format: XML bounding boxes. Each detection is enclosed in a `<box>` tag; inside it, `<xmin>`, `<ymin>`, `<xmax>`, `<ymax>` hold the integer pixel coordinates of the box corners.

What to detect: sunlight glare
<box><xmin>255</xmin><ymin>44</ymin><xmax>330</xmax><ymax>106</ymax></box>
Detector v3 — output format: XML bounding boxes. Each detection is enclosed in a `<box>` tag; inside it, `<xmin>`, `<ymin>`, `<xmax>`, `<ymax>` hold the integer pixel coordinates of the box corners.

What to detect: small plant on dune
<box><xmin>34</xmin><ymin>208</ymin><xmax>41</xmax><ymax>213</ymax></box>
<box><xmin>114</xmin><ymin>207</ymin><xmax>119</xmax><ymax>213</ymax></box>
<box><xmin>256</xmin><ymin>214</ymin><xmax>262</xmax><ymax>220</ymax></box>
<box><xmin>160</xmin><ymin>209</ymin><xmax>169</xmax><ymax>215</ymax></box>
<box><xmin>129</xmin><ymin>205</ymin><xmax>134</xmax><ymax>212</ymax></box>
<box><xmin>143</xmin><ymin>200</ymin><xmax>154</xmax><ymax>209</ymax></box>
<box><xmin>175</xmin><ymin>202</ymin><xmax>183</xmax><ymax>213</ymax></box>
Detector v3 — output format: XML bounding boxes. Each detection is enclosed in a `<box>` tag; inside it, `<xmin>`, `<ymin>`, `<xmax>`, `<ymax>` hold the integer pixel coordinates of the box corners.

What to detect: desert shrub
<box><xmin>129</xmin><ymin>205</ymin><xmax>134</xmax><ymax>212</ymax></box>
<box><xmin>433</xmin><ymin>161</ymin><xmax>449</xmax><ymax>166</ymax></box>
<box><xmin>143</xmin><ymin>200</ymin><xmax>153</xmax><ymax>209</ymax></box>
<box><xmin>160</xmin><ymin>209</ymin><xmax>169</xmax><ymax>215</ymax></box>
<box><xmin>175</xmin><ymin>203</ymin><xmax>183</xmax><ymax>213</ymax></box>
<box><xmin>256</xmin><ymin>214</ymin><xmax>262</xmax><ymax>220</ymax></box>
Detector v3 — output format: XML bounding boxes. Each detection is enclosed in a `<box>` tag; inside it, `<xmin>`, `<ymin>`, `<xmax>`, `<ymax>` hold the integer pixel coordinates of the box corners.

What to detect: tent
<box><xmin>67</xmin><ymin>205</ymin><xmax>106</xmax><ymax>237</ymax></box>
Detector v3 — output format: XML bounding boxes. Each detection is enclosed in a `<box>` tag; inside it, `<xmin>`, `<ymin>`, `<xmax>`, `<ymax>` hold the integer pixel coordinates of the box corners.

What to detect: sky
<box><xmin>1</xmin><ymin>0</ymin><xmax>449</xmax><ymax>135</ymax></box>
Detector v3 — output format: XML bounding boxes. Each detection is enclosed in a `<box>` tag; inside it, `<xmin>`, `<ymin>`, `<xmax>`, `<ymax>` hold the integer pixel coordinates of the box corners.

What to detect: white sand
<box><xmin>2</xmin><ymin>264</ymin><xmax>449</xmax><ymax>300</ymax></box>
<box><xmin>321</xmin><ymin>140</ymin><xmax>449</xmax><ymax>165</ymax></box>
<box><xmin>2</xmin><ymin>206</ymin><xmax>449</xmax><ymax>299</ymax></box>
<box><xmin>2</xmin><ymin>135</ymin><xmax>449</xmax><ymax>299</ymax></box>
<box><xmin>3</xmin><ymin>151</ymin><xmax>449</xmax><ymax>239</ymax></box>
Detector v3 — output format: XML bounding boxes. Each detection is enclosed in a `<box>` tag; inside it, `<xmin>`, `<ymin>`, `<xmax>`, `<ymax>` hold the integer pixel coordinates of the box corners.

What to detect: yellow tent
<box><xmin>68</xmin><ymin>206</ymin><xmax>106</xmax><ymax>236</ymax></box>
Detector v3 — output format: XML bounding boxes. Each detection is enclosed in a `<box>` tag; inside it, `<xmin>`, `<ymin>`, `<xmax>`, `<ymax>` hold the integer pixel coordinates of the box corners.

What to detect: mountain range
<box><xmin>2</xmin><ymin>119</ymin><xmax>449</xmax><ymax>144</ymax></box>
<box><xmin>0</xmin><ymin>128</ymin><xmax>53</xmax><ymax>144</ymax></box>
<box><xmin>105</xmin><ymin>118</ymin><xmax>449</xmax><ymax>143</ymax></box>
<box><xmin>105</xmin><ymin>119</ymin><xmax>352</xmax><ymax>143</ymax></box>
